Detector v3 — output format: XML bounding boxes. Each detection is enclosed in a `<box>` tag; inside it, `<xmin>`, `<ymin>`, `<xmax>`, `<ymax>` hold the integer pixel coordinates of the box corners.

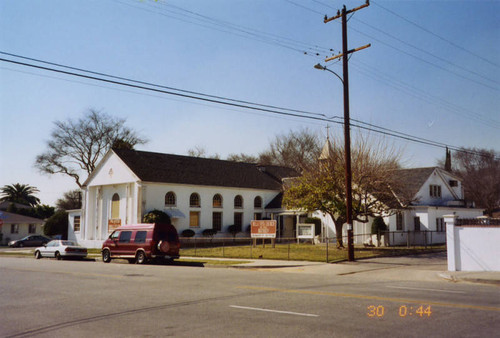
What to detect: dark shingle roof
<box><xmin>394</xmin><ymin>167</ymin><xmax>436</xmax><ymax>198</ymax></box>
<box><xmin>112</xmin><ymin>148</ymin><xmax>297</xmax><ymax>191</ymax></box>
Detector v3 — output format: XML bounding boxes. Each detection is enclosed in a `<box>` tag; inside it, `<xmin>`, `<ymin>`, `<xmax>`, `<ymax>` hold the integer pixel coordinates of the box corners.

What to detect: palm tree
<box><xmin>0</xmin><ymin>183</ymin><xmax>41</xmax><ymax>207</ymax></box>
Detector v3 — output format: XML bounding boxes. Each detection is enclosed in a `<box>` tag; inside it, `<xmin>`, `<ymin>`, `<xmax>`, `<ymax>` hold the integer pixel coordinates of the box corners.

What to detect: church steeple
<box><xmin>319</xmin><ymin>136</ymin><xmax>334</xmax><ymax>161</ymax></box>
<box><xmin>445</xmin><ymin>147</ymin><xmax>452</xmax><ymax>172</ymax></box>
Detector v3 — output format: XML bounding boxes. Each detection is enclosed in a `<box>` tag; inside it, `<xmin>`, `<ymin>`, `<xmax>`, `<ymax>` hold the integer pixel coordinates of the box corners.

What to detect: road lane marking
<box><xmin>230</xmin><ymin>305</ymin><xmax>319</xmax><ymax>317</ymax></box>
<box><xmin>386</xmin><ymin>286</ymin><xmax>466</xmax><ymax>294</ymax></box>
<box><xmin>237</xmin><ymin>286</ymin><xmax>500</xmax><ymax>312</ymax></box>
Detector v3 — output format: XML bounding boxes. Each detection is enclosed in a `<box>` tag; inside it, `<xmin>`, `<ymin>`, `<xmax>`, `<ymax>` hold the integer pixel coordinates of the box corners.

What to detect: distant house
<box><xmin>0</xmin><ymin>211</ymin><xmax>45</xmax><ymax>245</ymax></box>
<box><xmin>72</xmin><ymin>148</ymin><xmax>299</xmax><ymax>248</ymax></box>
<box><xmin>314</xmin><ymin>166</ymin><xmax>484</xmax><ymax>246</ymax></box>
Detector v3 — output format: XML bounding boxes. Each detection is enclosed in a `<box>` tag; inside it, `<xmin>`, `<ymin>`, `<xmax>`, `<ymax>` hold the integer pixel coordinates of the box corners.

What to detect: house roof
<box><xmin>394</xmin><ymin>167</ymin><xmax>437</xmax><ymax>199</ymax></box>
<box><xmin>0</xmin><ymin>211</ymin><xmax>44</xmax><ymax>224</ymax></box>
<box><xmin>111</xmin><ymin>148</ymin><xmax>299</xmax><ymax>191</ymax></box>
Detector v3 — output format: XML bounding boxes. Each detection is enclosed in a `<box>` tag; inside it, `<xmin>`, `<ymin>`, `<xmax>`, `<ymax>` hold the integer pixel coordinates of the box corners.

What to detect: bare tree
<box><xmin>187</xmin><ymin>146</ymin><xmax>220</xmax><ymax>159</ymax></box>
<box><xmin>450</xmin><ymin>148</ymin><xmax>500</xmax><ymax>216</ymax></box>
<box><xmin>258</xmin><ymin>128</ymin><xmax>322</xmax><ymax>172</ymax></box>
<box><xmin>283</xmin><ymin>135</ymin><xmax>404</xmax><ymax>248</ymax></box>
<box><xmin>35</xmin><ymin>109</ymin><xmax>147</xmax><ymax>187</ymax></box>
<box><xmin>226</xmin><ymin>153</ymin><xmax>259</xmax><ymax>163</ymax></box>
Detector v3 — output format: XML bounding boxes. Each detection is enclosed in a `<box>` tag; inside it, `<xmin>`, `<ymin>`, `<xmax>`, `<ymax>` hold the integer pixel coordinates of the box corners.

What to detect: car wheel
<box><xmin>135</xmin><ymin>251</ymin><xmax>146</xmax><ymax>264</ymax></box>
<box><xmin>19</xmin><ymin>243</ymin><xmax>24</xmax><ymax>248</ymax></box>
<box><xmin>34</xmin><ymin>251</ymin><xmax>42</xmax><ymax>259</ymax></box>
<box><xmin>102</xmin><ymin>249</ymin><xmax>111</xmax><ymax>263</ymax></box>
<box><xmin>55</xmin><ymin>251</ymin><xmax>62</xmax><ymax>260</ymax></box>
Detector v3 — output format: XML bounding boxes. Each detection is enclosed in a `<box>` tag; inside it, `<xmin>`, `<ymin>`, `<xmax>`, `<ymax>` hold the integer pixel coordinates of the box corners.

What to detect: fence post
<box><xmin>326</xmin><ymin>237</ymin><xmax>329</xmax><ymax>263</ymax></box>
<box><xmin>288</xmin><ymin>241</ymin><xmax>290</xmax><ymax>261</ymax></box>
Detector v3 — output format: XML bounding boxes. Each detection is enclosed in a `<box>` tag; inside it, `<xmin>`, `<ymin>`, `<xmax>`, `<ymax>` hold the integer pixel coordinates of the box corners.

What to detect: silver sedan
<box><xmin>34</xmin><ymin>240</ymin><xmax>88</xmax><ymax>260</ymax></box>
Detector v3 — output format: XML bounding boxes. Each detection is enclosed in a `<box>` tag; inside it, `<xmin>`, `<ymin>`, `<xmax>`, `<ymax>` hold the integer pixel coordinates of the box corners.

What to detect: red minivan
<box><xmin>101</xmin><ymin>223</ymin><xmax>180</xmax><ymax>264</ymax></box>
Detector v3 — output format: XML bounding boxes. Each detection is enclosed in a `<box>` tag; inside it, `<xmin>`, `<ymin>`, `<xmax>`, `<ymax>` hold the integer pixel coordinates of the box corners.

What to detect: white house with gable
<box><xmin>313</xmin><ymin>166</ymin><xmax>483</xmax><ymax>246</ymax></box>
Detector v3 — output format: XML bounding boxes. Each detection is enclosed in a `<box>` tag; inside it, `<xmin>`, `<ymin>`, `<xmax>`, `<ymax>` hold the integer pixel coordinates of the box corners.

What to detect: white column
<box><xmin>444</xmin><ymin>214</ymin><xmax>458</xmax><ymax>271</ymax></box>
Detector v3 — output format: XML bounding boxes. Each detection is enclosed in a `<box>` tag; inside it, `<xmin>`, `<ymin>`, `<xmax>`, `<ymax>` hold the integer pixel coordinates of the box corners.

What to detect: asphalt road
<box><xmin>0</xmin><ymin>256</ymin><xmax>498</xmax><ymax>337</ymax></box>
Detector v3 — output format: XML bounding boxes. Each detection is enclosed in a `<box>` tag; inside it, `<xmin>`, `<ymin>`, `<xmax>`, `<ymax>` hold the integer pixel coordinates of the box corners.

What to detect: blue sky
<box><xmin>1</xmin><ymin>0</ymin><xmax>499</xmax><ymax>205</ymax></box>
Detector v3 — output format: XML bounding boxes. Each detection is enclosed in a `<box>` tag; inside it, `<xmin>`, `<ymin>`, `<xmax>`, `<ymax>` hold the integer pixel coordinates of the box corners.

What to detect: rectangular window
<box><xmin>74</xmin><ymin>216</ymin><xmax>81</xmax><ymax>232</ymax></box>
<box><xmin>11</xmin><ymin>224</ymin><xmax>19</xmax><ymax>234</ymax></box>
<box><xmin>429</xmin><ymin>185</ymin><xmax>441</xmax><ymax>198</ymax></box>
<box><xmin>396</xmin><ymin>212</ymin><xmax>404</xmax><ymax>231</ymax></box>
<box><xmin>414</xmin><ymin>217</ymin><xmax>421</xmax><ymax>232</ymax></box>
<box><xmin>234</xmin><ymin>212</ymin><xmax>243</xmax><ymax>231</ymax></box>
<box><xmin>436</xmin><ymin>218</ymin><xmax>445</xmax><ymax>232</ymax></box>
<box><xmin>190</xmin><ymin>211</ymin><xmax>200</xmax><ymax>227</ymax></box>
<box><xmin>118</xmin><ymin>231</ymin><xmax>132</xmax><ymax>243</ymax></box>
<box><xmin>212</xmin><ymin>212</ymin><xmax>222</xmax><ymax>231</ymax></box>
<box><xmin>28</xmin><ymin>224</ymin><xmax>36</xmax><ymax>234</ymax></box>
<box><xmin>134</xmin><ymin>231</ymin><xmax>147</xmax><ymax>243</ymax></box>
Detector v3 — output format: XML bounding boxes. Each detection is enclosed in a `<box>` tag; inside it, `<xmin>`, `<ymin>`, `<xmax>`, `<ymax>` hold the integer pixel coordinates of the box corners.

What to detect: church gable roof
<box><xmin>112</xmin><ymin>148</ymin><xmax>297</xmax><ymax>190</ymax></box>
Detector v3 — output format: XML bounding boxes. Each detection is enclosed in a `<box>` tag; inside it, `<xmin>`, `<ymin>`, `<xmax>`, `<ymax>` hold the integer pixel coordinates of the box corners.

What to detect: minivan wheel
<box><xmin>102</xmin><ymin>249</ymin><xmax>111</xmax><ymax>263</ymax></box>
<box><xmin>135</xmin><ymin>251</ymin><xmax>146</xmax><ymax>264</ymax></box>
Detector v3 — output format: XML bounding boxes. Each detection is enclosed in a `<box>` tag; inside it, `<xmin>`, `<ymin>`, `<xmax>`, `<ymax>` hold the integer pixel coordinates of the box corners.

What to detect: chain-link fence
<box><xmin>179</xmin><ymin>231</ymin><xmax>446</xmax><ymax>263</ymax></box>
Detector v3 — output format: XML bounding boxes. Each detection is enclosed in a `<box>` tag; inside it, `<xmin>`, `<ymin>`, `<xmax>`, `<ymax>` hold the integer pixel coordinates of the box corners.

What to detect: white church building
<box><xmin>70</xmin><ymin>148</ymin><xmax>302</xmax><ymax>248</ymax></box>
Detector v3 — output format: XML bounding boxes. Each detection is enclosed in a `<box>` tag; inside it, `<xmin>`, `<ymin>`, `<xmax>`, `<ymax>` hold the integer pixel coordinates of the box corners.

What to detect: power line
<box><xmin>0</xmin><ymin>55</ymin><xmax>496</xmax><ymax>159</ymax></box>
<box><xmin>371</xmin><ymin>0</ymin><xmax>500</xmax><ymax>69</ymax></box>
<box><xmin>0</xmin><ymin>51</ymin><xmax>328</xmax><ymax>120</ymax></box>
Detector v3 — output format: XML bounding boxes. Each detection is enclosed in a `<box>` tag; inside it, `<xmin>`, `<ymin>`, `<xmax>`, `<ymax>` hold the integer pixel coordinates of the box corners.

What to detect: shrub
<box><xmin>371</xmin><ymin>216</ymin><xmax>387</xmax><ymax>235</ymax></box>
<box><xmin>227</xmin><ymin>225</ymin><xmax>240</xmax><ymax>239</ymax></box>
<box><xmin>44</xmin><ymin>210</ymin><xmax>68</xmax><ymax>239</ymax></box>
<box><xmin>143</xmin><ymin>210</ymin><xmax>171</xmax><ymax>224</ymax></box>
<box><xmin>202</xmin><ymin>229</ymin><xmax>217</xmax><ymax>237</ymax></box>
<box><xmin>181</xmin><ymin>229</ymin><xmax>196</xmax><ymax>238</ymax></box>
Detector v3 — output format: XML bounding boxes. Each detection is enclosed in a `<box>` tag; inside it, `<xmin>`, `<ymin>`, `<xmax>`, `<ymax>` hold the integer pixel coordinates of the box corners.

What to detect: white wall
<box><xmin>143</xmin><ymin>183</ymin><xmax>277</xmax><ymax>235</ymax></box>
<box><xmin>446</xmin><ymin>216</ymin><xmax>500</xmax><ymax>271</ymax></box>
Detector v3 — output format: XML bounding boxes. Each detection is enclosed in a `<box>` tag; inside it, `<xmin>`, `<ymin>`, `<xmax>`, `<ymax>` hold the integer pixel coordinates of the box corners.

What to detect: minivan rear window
<box><xmin>134</xmin><ymin>231</ymin><xmax>147</xmax><ymax>243</ymax></box>
<box><xmin>119</xmin><ymin>231</ymin><xmax>132</xmax><ymax>243</ymax></box>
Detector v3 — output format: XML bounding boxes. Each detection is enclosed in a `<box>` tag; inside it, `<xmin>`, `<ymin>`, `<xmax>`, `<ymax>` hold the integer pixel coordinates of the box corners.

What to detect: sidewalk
<box><xmin>189</xmin><ymin>252</ymin><xmax>500</xmax><ymax>286</ymax></box>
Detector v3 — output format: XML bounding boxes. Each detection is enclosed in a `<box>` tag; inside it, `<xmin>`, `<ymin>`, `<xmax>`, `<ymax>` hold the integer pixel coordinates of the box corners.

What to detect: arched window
<box><xmin>213</xmin><ymin>194</ymin><xmax>223</xmax><ymax>208</ymax></box>
<box><xmin>254</xmin><ymin>196</ymin><xmax>262</xmax><ymax>208</ymax></box>
<box><xmin>165</xmin><ymin>191</ymin><xmax>176</xmax><ymax>207</ymax></box>
<box><xmin>111</xmin><ymin>193</ymin><xmax>120</xmax><ymax>219</ymax></box>
<box><xmin>234</xmin><ymin>195</ymin><xmax>243</xmax><ymax>208</ymax></box>
<box><xmin>190</xmin><ymin>193</ymin><xmax>200</xmax><ymax>207</ymax></box>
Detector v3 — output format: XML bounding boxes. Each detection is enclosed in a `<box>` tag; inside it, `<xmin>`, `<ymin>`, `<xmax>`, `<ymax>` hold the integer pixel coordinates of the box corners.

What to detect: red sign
<box><xmin>108</xmin><ymin>219</ymin><xmax>121</xmax><ymax>232</ymax></box>
<box><xmin>251</xmin><ymin>220</ymin><xmax>277</xmax><ymax>238</ymax></box>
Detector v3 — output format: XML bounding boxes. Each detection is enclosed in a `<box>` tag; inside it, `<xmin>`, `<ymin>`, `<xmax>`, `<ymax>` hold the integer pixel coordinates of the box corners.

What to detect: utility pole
<box><xmin>323</xmin><ymin>1</ymin><xmax>370</xmax><ymax>262</ymax></box>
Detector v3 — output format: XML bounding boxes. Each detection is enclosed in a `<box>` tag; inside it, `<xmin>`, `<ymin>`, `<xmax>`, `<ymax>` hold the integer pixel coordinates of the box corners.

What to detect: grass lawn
<box><xmin>180</xmin><ymin>243</ymin><xmax>446</xmax><ymax>263</ymax></box>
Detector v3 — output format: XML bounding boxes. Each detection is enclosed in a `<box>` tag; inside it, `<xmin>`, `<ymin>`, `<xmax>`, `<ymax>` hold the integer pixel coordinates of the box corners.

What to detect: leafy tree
<box><xmin>0</xmin><ymin>183</ymin><xmax>40</xmax><ymax>207</ymax></box>
<box><xmin>3</xmin><ymin>202</ymin><xmax>54</xmax><ymax>219</ymax></box>
<box><xmin>448</xmin><ymin>148</ymin><xmax>500</xmax><ymax>216</ymax></box>
<box><xmin>56</xmin><ymin>190</ymin><xmax>82</xmax><ymax>210</ymax></box>
<box><xmin>44</xmin><ymin>210</ymin><xmax>68</xmax><ymax>239</ymax></box>
<box><xmin>283</xmin><ymin>135</ymin><xmax>404</xmax><ymax>248</ymax></box>
<box><xmin>35</xmin><ymin>109</ymin><xmax>147</xmax><ymax>187</ymax></box>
